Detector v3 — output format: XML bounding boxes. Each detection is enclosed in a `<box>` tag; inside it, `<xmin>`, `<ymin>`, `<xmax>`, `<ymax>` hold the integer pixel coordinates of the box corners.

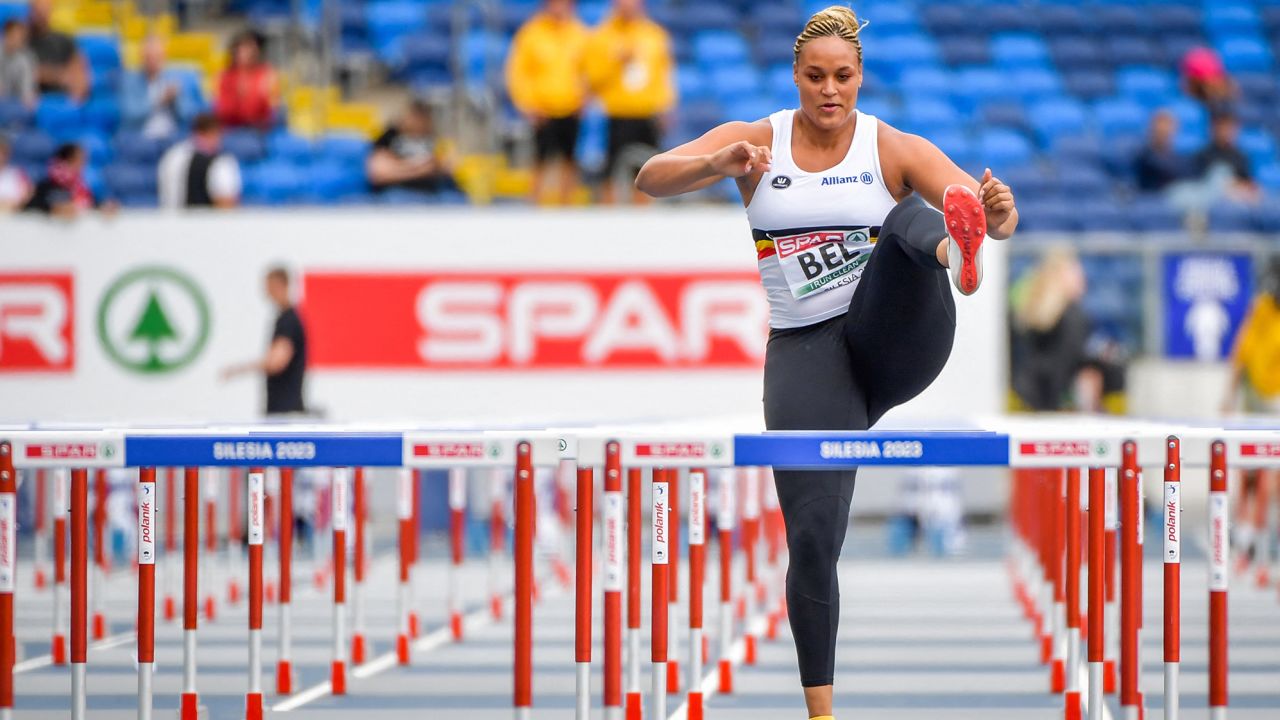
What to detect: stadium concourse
<box><xmin>0</xmin><ymin>419</ymin><xmax>1278</xmax><ymax>719</ymax></box>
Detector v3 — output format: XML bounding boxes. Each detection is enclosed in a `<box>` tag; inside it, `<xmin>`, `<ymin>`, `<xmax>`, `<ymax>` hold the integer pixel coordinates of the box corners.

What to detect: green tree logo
<box><xmin>98</xmin><ymin>267</ymin><xmax>210</xmax><ymax>375</ymax></box>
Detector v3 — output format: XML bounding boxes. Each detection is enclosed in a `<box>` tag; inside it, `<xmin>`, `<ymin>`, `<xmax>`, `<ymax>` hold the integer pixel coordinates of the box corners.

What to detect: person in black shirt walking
<box><xmin>223</xmin><ymin>266</ymin><xmax>308</xmax><ymax>415</ymax></box>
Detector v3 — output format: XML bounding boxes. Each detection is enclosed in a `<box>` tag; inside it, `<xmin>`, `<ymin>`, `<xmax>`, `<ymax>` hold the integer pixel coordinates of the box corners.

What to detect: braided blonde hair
<box><xmin>793</xmin><ymin>6</ymin><xmax>870</xmax><ymax>64</ymax></box>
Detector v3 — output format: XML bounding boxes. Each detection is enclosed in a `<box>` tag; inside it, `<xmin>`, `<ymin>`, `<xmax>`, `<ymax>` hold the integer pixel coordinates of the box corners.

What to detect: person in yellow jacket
<box><xmin>1223</xmin><ymin>256</ymin><xmax>1280</xmax><ymax>583</ymax></box>
<box><xmin>585</xmin><ymin>0</ymin><xmax>675</xmax><ymax>204</ymax></box>
<box><xmin>506</xmin><ymin>0</ymin><xmax>590</xmax><ymax>204</ymax></box>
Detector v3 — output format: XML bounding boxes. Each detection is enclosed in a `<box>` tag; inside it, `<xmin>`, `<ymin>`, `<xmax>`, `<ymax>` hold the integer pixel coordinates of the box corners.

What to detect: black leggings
<box><xmin>762</xmin><ymin>194</ymin><xmax>956</xmax><ymax>687</ymax></box>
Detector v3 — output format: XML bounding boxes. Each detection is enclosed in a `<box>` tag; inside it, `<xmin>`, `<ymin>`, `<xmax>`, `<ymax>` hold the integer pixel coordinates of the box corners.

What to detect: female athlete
<box><xmin>635</xmin><ymin>6</ymin><xmax>1019</xmax><ymax>719</ymax></box>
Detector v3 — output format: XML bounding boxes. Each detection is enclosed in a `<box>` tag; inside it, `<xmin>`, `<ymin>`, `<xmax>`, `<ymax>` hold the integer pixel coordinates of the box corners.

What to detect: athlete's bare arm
<box><xmin>879</xmin><ymin>123</ymin><xmax>1019</xmax><ymax>241</ymax></box>
<box><xmin>635</xmin><ymin>119</ymin><xmax>773</xmax><ymax>200</ymax></box>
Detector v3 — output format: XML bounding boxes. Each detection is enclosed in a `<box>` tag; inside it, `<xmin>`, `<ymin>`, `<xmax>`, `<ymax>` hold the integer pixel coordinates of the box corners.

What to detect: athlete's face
<box><xmin>794</xmin><ymin>36</ymin><xmax>861</xmax><ymax>130</ymax></box>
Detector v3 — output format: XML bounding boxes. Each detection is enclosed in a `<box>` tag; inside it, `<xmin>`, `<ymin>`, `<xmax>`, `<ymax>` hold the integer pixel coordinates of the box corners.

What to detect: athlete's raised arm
<box><xmin>635</xmin><ymin>119</ymin><xmax>772</xmax><ymax>198</ymax></box>
<box><xmin>882</xmin><ymin>125</ymin><xmax>1019</xmax><ymax>241</ymax></box>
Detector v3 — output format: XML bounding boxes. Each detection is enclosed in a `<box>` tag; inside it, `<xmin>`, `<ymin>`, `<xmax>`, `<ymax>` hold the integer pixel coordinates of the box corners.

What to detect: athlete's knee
<box><xmin>785</xmin><ymin>497</ymin><xmax>850</xmax><ymax>597</ymax></box>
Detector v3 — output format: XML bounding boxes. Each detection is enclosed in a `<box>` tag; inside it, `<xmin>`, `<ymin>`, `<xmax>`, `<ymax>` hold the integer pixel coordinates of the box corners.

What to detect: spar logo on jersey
<box><xmin>773</xmin><ymin>231</ymin><xmax>851</xmax><ymax>259</ymax></box>
<box><xmin>0</xmin><ymin>273</ymin><xmax>74</xmax><ymax>372</ymax></box>
<box><xmin>771</xmin><ymin>175</ymin><xmax>791</xmax><ymax>189</ymax></box>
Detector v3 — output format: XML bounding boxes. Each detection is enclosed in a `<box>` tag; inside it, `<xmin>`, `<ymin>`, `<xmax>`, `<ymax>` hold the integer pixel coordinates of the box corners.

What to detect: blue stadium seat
<box><xmin>707</xmin><ymin>65</ymin><xmax>760</xmax><ymax>102</ymax></box>
<box><xmin>1093</xmin><ymin>6</ymin><xmax>1144</xmax><ymax>38</ymax></box>
<box><xmin>979</xmin><ymin>102</ymin><xmax>1028</xmax><ymax>131</ymax></box>
<box><xmin>395</xmin><ymin>31</ymin><xmax>451</xmax><ymax>76</ymax></box>
<box><xmin>750</xmin><ymin>4</ymin><xmax>803</xmax><ymax>35</ymax></box>
<box><xmin>1255</xmin><ymin>202</ymin><xmax>1280</xmax><ymax>233</ymax></box>
<box><xmin>1258</xmin><ymin>162</ymin><xmax>1280</xmax><ymax>194</ymax></box>
<box><xmin>1149</xmin><ymin>5</ymin><xmax>1202</xmax><ymax>35</ymax></box>
<box><xmin>243</xmin><ymin>161</ymin><xmax>306</xmax><ymax>205</ymax></box>
<box><xmin>366</xmin><ymin>0</ymin><xmax>430</xmax><ymax>52</ymax></box>
<box><xmin>222</xmin><ymin>129</ymin><xmax>267</xmax><ymax>163</ymax></box>
<box><xmin>864</xmin><ymin>34</ymin><xmax>940</xmax><ymax>78</ymax></box>
<box><xmin>84</xmin><ymin>97</ymin><xmax>120</xmax><ymax>135</ymax></box>
<box><xmin>1050</xmin><ymin>37</ymin><xmax>1107</xmax><ymax>70</ymax></box>
<box><xmin>927</xmin><ymin>127</ymin><xmax>972</xmax><ymax>162</ymax></box>
<box><xmin>855</xmin><ymin>97</ymin><xmax>897</xmax><ymax>127</ymax></box>
<box><xmin>460</xmin><ymin>30</ymin><xmax>506</xmax><ymax>85</ymax></box>
<box><xmin>677</xmin><ymin>100</ymin><xmax>722</xmax><ymax>136</ymax></box>
<box><xmin>976</xmin><ymin>127</ymin><xmax>1034</xmax><ymax>168</ymax></box>
<box><xmin>755</xmin><ymin>32</ymin><xmax>798</xmax><ymax>67</ymax></box>
<box><xmin>1204</xmin><ymin>4</ymin><xmax>1261</xmax><ymax>37</ymax></box>
<box><xmin>316</xmin><ymin>134</ymin><xmax>372</xmax><ymax>169</ymax></box>
<box><xmin>1116</xmin><ymin>66</ymin><xmax>1178</xmax><ymax>107</ymax></box>
<box><xmin>1160</xmin><ymin>35</ymin><xmax>1206</xmax><ymax>67</ymax></box>
<box><xmin>1049</xmin><ymin>134</ymin><xmax>1102</xmax><ymax>165</ymax></box>
<box><xmin>670</xmin><ymin>4</ymin><xmax>738</xmax><ymax>35</ymax></box>
<box><xmin>1009</xmin><ymin>67</ymin><xmax>1063</xmax><ymax>102</ymax></box>
<box><xmin>1000</xmin><ymin>165</ymin><xmax>1053</xmax><ymax>202</ymax></box>
<box><xmin>0</xmin><ymin>3</ymin><xmax>28</xmax><ymax>24</ymax></box>
<box><xmin>113</xmin><ymin>131</ymin><xmax>166</xmax><ymax>164</ymax></box>
<box><xmin>676</xmin><ymin>65</ymin><xmax>706</xmax><ymax>102</ymax></box>
<box><xmin>1013</xmin><ymin>200</ymin><xmax>1077</xmax><ymax>233</ymax></box>
<box><xmin>983</xmin><ymin>5</ymin><xmax>1039</xmax><ymax>34</ymax></box>
<box><xmin>498</xmin><ymin>3</ymin><xmax>537</xmax><ymax>35</ymax></box>
<box><xmin>1093</xmin><ymin>97</ymin><xmax>1150</xmax><ymax>139</ymax></box>
<box><xmin>76</xmin><ymin>34</ymin><xmax>121</xmax><ymax>73</ymax></box>
<box><xmin>921</xmin><ymin>5</ymin><xmax>969</xmax><ymax>36</ymax></box>
<box><xmin>1217</xmin><ymin>35</ymin><xmax>1273</xmax><ymax>73</ymax></box>
<box><xmin>76</xmin><ymin>134</ymin><xmax>112</xmax><ymax>165</ymax></box>
<box><xmin>990</xmin><ymin>34</ymin><xmax>1050</xmax><ymax>67</ymax></box>
<box><xmin>1235</xmin><ymin>71</ymin><xmax>1278</xmax><ymax>105</ymax></box>
<box><xmin>1028</xmin><ymin>98</ymin><xmax>1086</xmax><ymax>147</ymax></box>
<box><xmin>764</xmin><ymin>64</ymin><xmax>796</xmax><ymax>107</ymax></box>
<box><xmin>900</xmin><ymin>97</ymin><xmax>961</xmax><ymax>134</ymax></box>
<box><xmin>952</xmin><ymin>67</ymin><xmax>1010</xmax><ymax>111</ymax></box>
<box><xmin>1106</xmin><ymin>37</ymin><xmax>1160</xmax><ymax>67</ymax></box>
<box><xmin>897</xmin><ymin>68</ymin><xmax>952</xmax><ymax>98</ymax></box>
<box><xmin>1056</xmin><ymin>165</ymin><xmax>1111</xmax><ymax>197</ymax></box>
<box><xmin>35</xmin><ymin>96</ymin><xmax>82</xmax><ymax>139</ymax></box>
<box><xmin>693</xmin><ymin>31</ymin><xmax>749</xmax><ymax>65</ymax></box>
<box><xmin>1037</xmin><ymin>5</ymin><xmax>1088</xmax><ymax>36</ymax></box>
<box><xmin>857</xmin><ymin>2</ymin><xmax>920</xmax><ymax>34</ymax></box>
<box><xmin>1237</xmin><ymin>127</ymin><xmax>1276</xmax><ymax>167</ymax></box>
<box><xmin>1062</xmin><ymin>70</ymin><xmax>1114</xmax><ymax>100</ymax></box>
<box><xmin>267</xmin><ymin>132</ymin><xmax>314</xmax><ymax>166</ymax></box>
<box><xmin>0</xmin><ymin>99</ymin><xmax>30</xmax><ymax>129</ymax></box>
<box><xmin>306</xmin><ymin>161</ymin><xmax>367</xmax><ymax>202</ymax></box>
<box><xmin>1207</xmin><ymin>202</ymin><xmax>1257</xmax><ymax>233</ymax></box>
<box><xmin>104</xmin><ymin>162</ymin><xmax>157</xmax><ymax>202</ymax></box>
<box><xmin>1164</xmin><ymin>98</ymin><xmax>1207</xmax><ymax>138</ymax></box>
<box><xmin>938</xmin><ymin>36</ymin><xmax>990</xmax><ymax>66</ymax></box>
<box><xmin>1075</xmin><ymin>198</ymin><xmax>1129</xmax><ymax>232</ymax></box>
<box><xmin>1128</xmin><ymin>195</ymin><xmax>1184</xmax><ymax>232</ymax></box>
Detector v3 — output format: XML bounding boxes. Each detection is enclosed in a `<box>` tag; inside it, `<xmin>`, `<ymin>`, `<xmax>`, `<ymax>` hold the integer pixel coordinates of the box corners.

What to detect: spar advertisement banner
<box><xmin>0</xmin><ymin>210</ymin><xmax>1004</xmax><ymax>423</ymax></box>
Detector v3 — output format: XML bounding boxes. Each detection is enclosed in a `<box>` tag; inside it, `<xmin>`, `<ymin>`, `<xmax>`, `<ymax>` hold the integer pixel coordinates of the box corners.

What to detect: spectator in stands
<box><xmin>367</xmin><ymin>100</ymin><xmax>459</xmax><ymax>196</ymax></box>
<box><xmin>24</xmin><ymin>142</ymin><xmax>110</xmax><ymax>218</ymax></box>
<box><xmin>1182</xmin><ymin>47</ymin><xmax>1238</xmax><ymax>118</ymax></box>
<box><xmin>1224</xmin><ymin>255</ymin><xmax>1280</xmax><ymax>415</ymax></box>
<box><xmin>1010</xmin><ymin>247</ymin><xmax>1094</xmax><ymax>412</ymax></box>
<box><xmin>506</xmin><ymin>0</ymin><xmax>590</xmax><ymax>205</ymax></box>
<box><xmin>157</xmin><ymin>113</ymin><xmax>241</xmax><ymax>209</ymax></box>
<box><xmin>122</xmin><ymin>36</ymin><xmax>200</xmax><ymax>139</ymax></box>
<box><xmin>1193</xmin><ymin>112</ymin><xmax>1259</xmax><ymax>202</ymax></box>
<box><xmin>0</xmin><ymin>135</ymin><xmax>32</xmax><ymax>211</ymax></box>
<box><xmin>0</xmin><ymin>19</ymin><xmax>36</xmax><ymax>108</ymax></box>
<box><xmin>215</xmin><ymin>30</ymin><xmax>277</xmax><ymax>129</ymax></box>
<box><xmin>585</xmin><ymin>0</ymin><xmax>675</xmax><ymax>204</ymax></box>
<box><xmin>27</xmin><ymin>0</ymin><xmax>88</xmax><ymax>102</ymax></box>
<box><xmin>1134</xmin><ymin>110</ymin><xmax>1185</xmax><ymax>192</ymax></box>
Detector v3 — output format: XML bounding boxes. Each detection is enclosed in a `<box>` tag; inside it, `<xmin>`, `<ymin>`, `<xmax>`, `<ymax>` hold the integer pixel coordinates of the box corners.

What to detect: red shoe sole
<box><xmin>944</xmin><ymin>185</ymin><xmax>986</xmax><ymax>295</ymax></box>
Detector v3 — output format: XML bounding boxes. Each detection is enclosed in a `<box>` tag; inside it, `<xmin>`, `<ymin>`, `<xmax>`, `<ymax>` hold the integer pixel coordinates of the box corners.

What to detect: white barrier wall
<box><xmin>0</xmin><ymin>209</ymin><xmax>1007</xmax><ymax>425</ymax></box>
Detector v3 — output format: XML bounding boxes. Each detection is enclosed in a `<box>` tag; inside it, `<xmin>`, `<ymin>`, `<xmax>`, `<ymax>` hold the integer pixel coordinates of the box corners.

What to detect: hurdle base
<box><xmin>275</xmin><ymin>660</ymin><xmax>296</xmax><ymax>695</ymax></box>
<box><xmin>331</xmin><ymin>661</ymin><xmax>347</xmax><ymax>695</ymax></box>
<box><xmin>352</xmin><ymin>634</ymin><xmax>368</xmax><ymax>664</ymax></box>
<box><xmin>718</xmin><ymin>659</ymin><xmax>733</xmax><ymax>694</ymax></box>
<box><xmin>396</xmin><ymin>634</ymin><xmax>411</xmax><ymax>665</ymax></box>
<box><xmin>178</xmin><ymin>693</ymin><xmax>207</xmax><ymax>720</ymax></box>
<box><xmin>51</xmin><ymin>635</ymin><xmax>66</xmax><ymax>665</ymax></box>
<box><xmin>625</xmin><ymin>692</ymin><xmax>643</xmax><ymax>720</ymax></box>
<box><xmin>244</xmin><ymin>691</ymin><xmax>263</xmax><ymax>720</ymax></box>
<box><xmin>688</xmin><ymin>691</ymin><xmax>704</xmax><ymax>720</ymax></box>
<box><xmin>1065</xmin><ymin>691</ymin><xmax>1081</xmax><ymax>720</ymax></box>
<box><xmin>92</xmin><ymin>613</ymin><xmax>106</xmax><ymax>640</ymax></box>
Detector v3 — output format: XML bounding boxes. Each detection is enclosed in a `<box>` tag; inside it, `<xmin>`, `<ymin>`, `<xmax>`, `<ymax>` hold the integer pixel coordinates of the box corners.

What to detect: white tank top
<box><xmin>745</xmin><ymin>109</ymin><xmax>899</xmax><ymax>329</ymax></box>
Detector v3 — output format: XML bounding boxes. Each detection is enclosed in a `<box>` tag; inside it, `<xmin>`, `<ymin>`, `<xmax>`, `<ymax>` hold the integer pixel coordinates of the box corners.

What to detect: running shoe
<box><xmin>943</xmin><ymin>184</ymin><xmax>986</xmax><ymax>296</ymax></box>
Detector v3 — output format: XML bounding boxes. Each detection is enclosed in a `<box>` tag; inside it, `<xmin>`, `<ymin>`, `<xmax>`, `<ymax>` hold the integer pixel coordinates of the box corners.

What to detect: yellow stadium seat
<box><xmin>325</xmin><ymin>103</ymin><xmax>383</xmax><ymax>140</ymax></box>
<box><xmin>166</xmin><ymin>33</ymin><xmax>219</xmax><ymax>64</ymax></box>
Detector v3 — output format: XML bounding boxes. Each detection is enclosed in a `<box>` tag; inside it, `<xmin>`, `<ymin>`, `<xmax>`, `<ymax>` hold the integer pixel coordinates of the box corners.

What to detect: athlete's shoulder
<box><xmin>710</xmin><ymin>117</ymin><xmax>773</xmax><ymax>147</ymax></box>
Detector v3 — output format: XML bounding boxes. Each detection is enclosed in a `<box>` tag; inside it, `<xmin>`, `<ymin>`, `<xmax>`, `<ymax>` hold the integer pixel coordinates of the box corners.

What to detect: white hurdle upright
<box><xmin>330</xmin><ymin>467</ymin><xmax>350</xmax><ymax>695</ymax></box>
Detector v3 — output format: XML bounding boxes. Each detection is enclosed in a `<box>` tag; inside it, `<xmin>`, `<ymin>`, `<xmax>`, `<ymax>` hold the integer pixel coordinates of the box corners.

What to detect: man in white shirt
<box><xmin>157</xmin><ymin>113</ymin><xmax>241</xmax><ymax>209</ymax></box>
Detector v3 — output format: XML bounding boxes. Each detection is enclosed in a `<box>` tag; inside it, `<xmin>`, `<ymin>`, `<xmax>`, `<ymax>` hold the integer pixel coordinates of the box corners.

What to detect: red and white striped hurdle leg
<box><xmin>352</xmin><ymin>468</ymin><xmax>368</xmax><ymax>664</ymax></box>
<box><xmin>1164</xmin><ymin>438</ymin><xmax>1181</xmax><ymax>720</ymax></box>
<box><xmin>574</xmin><ymin>463</ymin><xmax>594</xmax><ymax>720</ymax></box>
<box><xmin>741</xmin><ymin>467</ymin><xmax>760</xmax><ymax>666</ymax></box>
<box><xmin>203</xmin><ymin>474</ymin><xmax>218</xmax><ymax>623</ymax></box>
<box><xmin>163</xmin><ymin>468</ymin><xmax>178</xmax><ymax>622</ymax></box>
<box><xmin>276</xmin><ymin>468</ymin><xmax>296</xmax><ymax>694</ymax></box>
<box><xmin>1064</xmin><ymin>469</ymin><xmax>1082</xmax><ymax>719</ymax></box>
<box><xmin>514</xmin><ymin>443</ymin><xmax>534</xmax><ymax>720</ymax></box>
<box><xmin>667</xmin><ymin>469</ymin><xmax>681</xmax><ymax>694</ymax></box>
<box><xmin>717</xmin><ymin>468</ymin><xmax>736</xmax><ymax>695</ymax></box>
<box><xmin>1104</xmin><ymin>468</ymin><xmax>1119</xmax><ymax>694</ymax></box>
<box><xmin>227</xmin><ymin>469</ymin><xmax>243</xmax><ymax>607</ymax></box>
<box><xmin>1209</xmin><ymin>441</ymin><xmax>1228</xmax><ymax>720</ymax></box>
<box><xmin>33</xmin><ymin>469</ymin><xmax>47</xmax><ymax>591</ymax></box>
<box><xmin>52</xmin><ymin>469</ymin><xmax>68</xmax><ymax>664</ymax></box>
<box><xmin>651</xmin><ymin>468</ymin><xmax>671</xmax><ymax>720</ymax></box>
<box><xmin>331</xmin><ymin>468</ymin><xmax>350</xmax><ymax>695</ymax></box>
<box><xmin>625</xmin><ymin>467</ymin><xmax>643</xmax><ymax>720</ymax></box>
<box><xmin>449</xmin><ymin>468</ymin><xmax>466</xmax><ymax>641</ymax></box>
<box><xmin>0</xmin><ymin>444</ymin><xmax>17</xmax><ymax>720</ymax></box>
<box><xmin>396</xmin><ymin>469</ymin><xmax>414</xmax><ymax>665</ymax></box>
<box><xmin>71</xmin><ymin>468</ymin><xmax>88</xmax><ymax>720</ymax></box>
<box><xmin>92</xmin><ymin>470</ymin><xmax>107</xmax><ymax>641</ymax></box>
<box><xmin>602</xmin><ymin>444</ymin><xmax>623</xmax><ymax>720</ymax></box>
<box><xmin>1087</xmin><ymin>468</ymin><xmax>1106</xmax><ymax>720</ymax></box>
<box><xmin>181</xmin><ymin>468</ymin><xmax>205</xmax><ymax>720</ymax></box>
<box><xmin>1119</xmin><ymin>441</ymin><xmax>1143</xmax><ymax>720</ymax></box>
<box><xmin>489</xmin><ymin>468</ymin><xmax>505</xmax><ymax>621</ymax></box>
<box><xmin>687</xmin><ymin>468</ymin><xmax>708</xmax><ymax>720</ymax></box>
<box><xmin>137</xmin><ymin>468</ymin><xmax>157</xmax><ymax>720</ymax></box>
<box><xmin>245</xmin><ymin>469</ymin><xmax>266</xmax><ymax>719</ymax></box>
<box><xmin>1050</xmin><ymin>470</ymin><xmax>1067</xmax><ymax>694</ymax></box>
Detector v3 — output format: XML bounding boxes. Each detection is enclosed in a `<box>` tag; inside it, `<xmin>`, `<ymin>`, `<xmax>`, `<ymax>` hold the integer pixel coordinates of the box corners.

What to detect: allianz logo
<box><xmin>821</xmin><ymin>172</ymin><xmax>875</xmax><ymax>186</ymax></box>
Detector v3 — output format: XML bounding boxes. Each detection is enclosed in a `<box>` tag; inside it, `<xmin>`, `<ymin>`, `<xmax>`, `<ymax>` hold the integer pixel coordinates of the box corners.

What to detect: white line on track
<box><xmin>14</xmin><ymin>632</ymin><xmax>136</xmax><ymax>673</ymax></box>
<box><xmin>271</xmin><ymin>596</ymin><xmax>514</xmax><ymax>713</ymax></box>
<box><xmin>666</xmin><ymin>615</ymin><xmax>761</xmax><ymax>720</ymax></box>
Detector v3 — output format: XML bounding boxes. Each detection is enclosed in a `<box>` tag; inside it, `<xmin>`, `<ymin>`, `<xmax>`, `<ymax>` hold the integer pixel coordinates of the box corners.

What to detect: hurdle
<box><xmin>52</xmin><ymin>468</ymin><xmax>67</xmax><ymax>664</ymax></box>
<box><xmin>276</xmin><ymin>466</ymin><xmax>296</xmax><ymax>693</ymax></box>
<box><xmin>0</xmin><ymin>419</ymin><xmax>1272</xmax><ymax>718</ymax></box>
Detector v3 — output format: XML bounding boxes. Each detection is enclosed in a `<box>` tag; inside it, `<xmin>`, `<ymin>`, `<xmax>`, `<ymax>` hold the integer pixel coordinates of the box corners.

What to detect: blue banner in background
<box><xmin>1163</xmin><ymin>252</ymin><xmax>1252</xmax><ymax>360</ymax></box>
